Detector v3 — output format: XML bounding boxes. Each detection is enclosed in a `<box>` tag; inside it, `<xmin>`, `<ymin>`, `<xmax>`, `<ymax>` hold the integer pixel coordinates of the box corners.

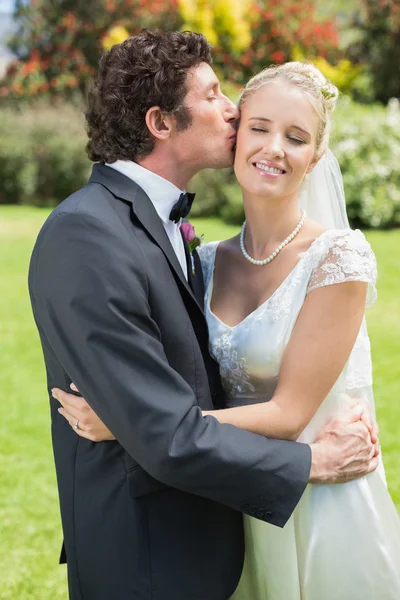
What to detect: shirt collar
<box><xmin>106</xmin><ymin>160</ymin><xmax>184</xmax><ymax>225</ymax></box>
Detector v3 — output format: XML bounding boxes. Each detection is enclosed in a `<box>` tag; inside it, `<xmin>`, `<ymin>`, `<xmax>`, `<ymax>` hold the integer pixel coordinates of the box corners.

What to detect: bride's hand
<box><xmin>52</xmin><ymin>384</ymin><xmax>116</xmax><ymax>441</ymax></box>
<box><xmin>344</xmin><ymin>395</ymin><xmax>379</xmax><ymax>447</ymax></box>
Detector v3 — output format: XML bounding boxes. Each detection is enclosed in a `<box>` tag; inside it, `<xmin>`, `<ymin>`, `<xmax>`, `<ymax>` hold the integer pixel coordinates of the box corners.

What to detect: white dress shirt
<box><xmin>106</xmin><ymin>160</ymin><xmax>188</xmax><ymax>279</ymax></box>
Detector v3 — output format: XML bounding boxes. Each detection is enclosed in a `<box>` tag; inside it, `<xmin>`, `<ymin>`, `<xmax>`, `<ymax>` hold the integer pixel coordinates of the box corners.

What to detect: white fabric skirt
<box><xmin>230</xmin><ymin>469</ymin><xmax>400</xmax><ymax>600</ymax></box>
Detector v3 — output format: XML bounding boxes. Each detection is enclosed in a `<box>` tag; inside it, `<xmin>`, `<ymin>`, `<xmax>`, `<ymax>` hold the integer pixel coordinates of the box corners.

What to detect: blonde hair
<box><xmin>239</xmin><ymin>62</ymin><xmax>339</xmax><ymax>159</ymax></box>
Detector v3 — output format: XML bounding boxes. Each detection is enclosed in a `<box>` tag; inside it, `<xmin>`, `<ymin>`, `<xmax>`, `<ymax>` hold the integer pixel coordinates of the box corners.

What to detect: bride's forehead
<box><xmin>245</xmin><ymin>82</ymin><xmax>312</xmax><ymax>110</ymax></box>
<box><xmin>240</xmin><ymin>84</ymin><xmax>319</xmax><ymax>127</ymax></box>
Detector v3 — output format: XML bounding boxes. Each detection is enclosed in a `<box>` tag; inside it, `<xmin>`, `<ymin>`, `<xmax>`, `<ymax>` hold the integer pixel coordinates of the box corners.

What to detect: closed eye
<box><xmin>250</xmin><ymin>128</ymin><xmax>306</xmax><ymax>144</ymax></box>
<box><xmin>289</xmin><ymin>137</ymin><xmax>306</xmax><ymax>145</ymax></box>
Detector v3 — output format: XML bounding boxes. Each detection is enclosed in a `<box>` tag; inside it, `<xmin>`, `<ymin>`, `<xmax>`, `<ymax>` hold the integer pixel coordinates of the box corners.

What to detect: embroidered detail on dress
<box><xmin>210</xmin><ymin>331</ymin><xmax>256</xmax><ymax>396</ymax></box>
<box><xmin>255</xmin><ymin>260</ymin><xmax>309</xmax><ymax>323</ymax></box>
<box><xmin>306</xmin><ymin>230</ymin><xmax>378</xmax><ymax>307</ymax></box>
<box><xmin>198</xmin><ymin>241</ymin><xmax>219</xmax><ymax>290</ymax></box>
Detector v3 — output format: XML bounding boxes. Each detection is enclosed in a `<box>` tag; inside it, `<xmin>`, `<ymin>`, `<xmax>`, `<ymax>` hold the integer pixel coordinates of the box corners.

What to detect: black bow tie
<box><xmin>169</xmin><ymin>192</ymin><xmax>196</xmax><ymax>224</ymax></box>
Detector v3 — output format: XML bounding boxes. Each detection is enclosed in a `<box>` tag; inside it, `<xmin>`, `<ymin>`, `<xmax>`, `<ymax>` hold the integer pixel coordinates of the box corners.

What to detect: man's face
<box><xmin>171</xmin><ymin>63</ymin><xmax>238</xmax><ymax>172</ymax></box>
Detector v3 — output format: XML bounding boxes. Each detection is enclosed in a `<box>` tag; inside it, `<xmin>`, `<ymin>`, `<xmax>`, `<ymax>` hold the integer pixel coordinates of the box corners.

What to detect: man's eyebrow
<box><xmin>204</xmin><ymin>81</ymin><xmax>219</xmax><ymax>92</ymax></box>
<box><xmin>248</xmin><ymin>117</ymin><xmax>311</xmax><ymax>136</ymax></box>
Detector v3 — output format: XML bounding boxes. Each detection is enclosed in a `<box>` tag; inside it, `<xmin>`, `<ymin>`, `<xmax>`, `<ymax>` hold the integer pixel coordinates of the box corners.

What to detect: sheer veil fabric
<box><xmin>299</xmin><ymin>148</ymin><xmax>349</xmax><ymax>230</ymax></box>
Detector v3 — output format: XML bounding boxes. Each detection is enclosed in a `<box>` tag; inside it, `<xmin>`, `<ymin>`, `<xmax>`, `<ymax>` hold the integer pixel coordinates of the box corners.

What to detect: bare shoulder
<box><xmin>216</xmin><ymin>234</ymin><xmax>241</xmax><ymax>261</ymax></box>
<box><xmin>292</xmin><ymin>218</ymin><xmax>327</xmax><ymax>254</ymax></box>
<box><xmin>302</xmin><ymin>218</ymin><xmax>326</xmax><ymax>242</ymax></box>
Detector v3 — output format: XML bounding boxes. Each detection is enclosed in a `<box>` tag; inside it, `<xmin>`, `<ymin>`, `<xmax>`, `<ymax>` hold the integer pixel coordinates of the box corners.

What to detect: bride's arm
<box><xmin>204</xmin><ymin>281</ymin><xmax>368</xmax><ymax>440</ymax></box>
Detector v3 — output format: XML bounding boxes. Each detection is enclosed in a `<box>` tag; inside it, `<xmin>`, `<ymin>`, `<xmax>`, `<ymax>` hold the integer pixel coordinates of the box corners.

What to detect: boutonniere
<box><xmin>180</xmin><ymin>222</ymin><xmax>203</xmax><ymax>275</ymax></box>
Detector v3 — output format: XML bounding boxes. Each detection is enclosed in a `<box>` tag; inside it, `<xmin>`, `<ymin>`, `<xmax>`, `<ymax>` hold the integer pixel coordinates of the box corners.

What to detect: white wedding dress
<box><xmin>199</xmin><ymin>229</ymin><xmax>400</xmax><ymax>600</ymax></box>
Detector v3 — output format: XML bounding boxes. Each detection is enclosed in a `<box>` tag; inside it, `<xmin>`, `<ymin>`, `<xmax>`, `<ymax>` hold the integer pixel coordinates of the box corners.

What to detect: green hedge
<box><xmin>1</xmin><ymin>98</ymin><xmax>399</xmax><ymax>228</ymax></box>
<box><xmin>331</xmin><ymin>97</ymin><xmax>400</xmax><ymax>228</ymax></box>
<box><xmin>0</xmin><ymin>103</ymin><xmax>91</xmax><ymax>206</ymax></box>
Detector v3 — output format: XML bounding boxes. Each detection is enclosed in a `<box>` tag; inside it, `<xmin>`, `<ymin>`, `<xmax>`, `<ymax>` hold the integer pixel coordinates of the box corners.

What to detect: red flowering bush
<box><xmin>212</xmin><ymin>0</ymin><xmax>340</xmax><ymax>84</ymax></box>
<box><xmin>1</xmin><ymin>0</ymin><xmax>181</xmax><ymax>102</ymax></box>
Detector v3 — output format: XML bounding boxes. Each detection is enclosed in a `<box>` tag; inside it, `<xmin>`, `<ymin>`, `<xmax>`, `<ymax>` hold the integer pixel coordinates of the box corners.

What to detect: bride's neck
<box><xmin>242</xmin><ymin>192</ymin><xmax>302</xmax><ymax>257</ymax></box>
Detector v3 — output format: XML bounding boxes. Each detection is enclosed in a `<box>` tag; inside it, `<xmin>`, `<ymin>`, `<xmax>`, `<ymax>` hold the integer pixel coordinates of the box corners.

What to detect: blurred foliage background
<box><xmin>0</xmin><ymin>0</ymin><xmax>399</xmax><ymax>228</ymax></box>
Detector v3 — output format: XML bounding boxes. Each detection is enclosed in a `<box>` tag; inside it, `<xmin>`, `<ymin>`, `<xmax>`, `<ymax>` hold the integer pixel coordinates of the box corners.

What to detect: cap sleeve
<box><xmin>197</xmin><ymin>241</ymin><xmax>219</xmax><ymax>291</ymax></box>
<box><xmin>306</xmin><ymin>230</ymin><xmax>378</xmax><ymax>308</ymax></box>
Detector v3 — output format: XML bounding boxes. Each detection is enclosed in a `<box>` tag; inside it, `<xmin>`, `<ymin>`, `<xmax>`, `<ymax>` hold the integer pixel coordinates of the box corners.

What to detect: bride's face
<box><xmin>234</xmin><ymin>79</ymin><xmax>320</xmax><ymax>201</ymax></box>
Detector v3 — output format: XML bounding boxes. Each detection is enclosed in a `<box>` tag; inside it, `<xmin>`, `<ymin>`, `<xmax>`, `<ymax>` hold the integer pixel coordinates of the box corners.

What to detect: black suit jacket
<box><xmin>28</xmin><ymin>165</ymin><xmax>311</xmax><ymax>600</ymax></box>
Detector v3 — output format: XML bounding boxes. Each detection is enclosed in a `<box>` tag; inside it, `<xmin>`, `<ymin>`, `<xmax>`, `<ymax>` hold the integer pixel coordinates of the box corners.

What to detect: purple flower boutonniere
<box><xmin>180</xmin><ymin>222</ymin><xmax>203</xmax><ymax>275</ymax></box>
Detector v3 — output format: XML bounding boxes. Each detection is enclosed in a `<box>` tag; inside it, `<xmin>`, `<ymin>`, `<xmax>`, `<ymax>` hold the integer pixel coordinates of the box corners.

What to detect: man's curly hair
<box><xmin>85</xmin><ymin>30</ymin><xmax>213</xmax><ymax>163</ymax></box>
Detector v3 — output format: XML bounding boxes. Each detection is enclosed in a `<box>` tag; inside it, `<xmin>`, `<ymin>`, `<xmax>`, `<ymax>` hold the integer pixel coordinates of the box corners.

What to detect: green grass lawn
<box><xmin>1</xmin><ymin>206</ymin><xmax>399</xmax><ymax>599</ymax></box>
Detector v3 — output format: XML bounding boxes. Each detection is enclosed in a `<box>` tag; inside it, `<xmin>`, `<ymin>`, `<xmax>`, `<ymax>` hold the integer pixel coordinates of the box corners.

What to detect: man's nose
<box><xmin>224</xmin><ymin>96</ymin><xmax>239</xmax><ymax>122</ymax></box>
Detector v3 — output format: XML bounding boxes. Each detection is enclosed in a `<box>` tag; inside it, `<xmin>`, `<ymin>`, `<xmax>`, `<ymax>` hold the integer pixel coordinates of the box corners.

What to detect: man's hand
<box><xmin>52</xmin><ymin>385</ymin><xmax>116</xmax><ymax>441</ymax></box>
<box><xmin>309</xmin><ymin>404</ymin><xmax>379</xmax><ymax>484</ymax></box>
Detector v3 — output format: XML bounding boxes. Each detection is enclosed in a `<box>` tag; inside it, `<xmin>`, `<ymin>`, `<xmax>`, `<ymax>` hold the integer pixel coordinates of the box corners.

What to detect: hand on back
<box><xmin>309</xmin><ymin>398</ymin><xmax>379</xmax><ymax>484</ymax></box>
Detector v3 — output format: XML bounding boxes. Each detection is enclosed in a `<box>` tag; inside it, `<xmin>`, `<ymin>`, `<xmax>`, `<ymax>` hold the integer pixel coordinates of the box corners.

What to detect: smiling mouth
<box><xmin>253</xmin><ymin>162</ymin><xmax>286</xmax><ymax>175</ymax></box>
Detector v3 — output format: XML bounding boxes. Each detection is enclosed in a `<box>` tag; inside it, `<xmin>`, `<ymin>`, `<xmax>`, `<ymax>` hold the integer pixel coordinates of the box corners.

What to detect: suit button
<box><xmin>240</xmin><ymin>503</ymin><xmax>250</xmax><ymax>513</ymax></box>
<box><xmin>265</xmin><ymin>511</ymin><xmax>272</xmax><ymax>519</ymax></box>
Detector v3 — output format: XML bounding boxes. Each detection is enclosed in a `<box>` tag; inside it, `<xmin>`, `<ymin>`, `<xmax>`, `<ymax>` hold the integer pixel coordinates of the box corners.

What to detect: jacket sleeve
<box><xmin>29</xmin><ymin>210</ymin><xmax>311</xmax><ymax>527</ymax></box>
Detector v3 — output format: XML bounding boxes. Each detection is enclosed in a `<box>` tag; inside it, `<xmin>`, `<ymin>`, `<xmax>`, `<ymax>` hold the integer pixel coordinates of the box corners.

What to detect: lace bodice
<box><xmin>198</xmin><ymin>229</ymin><xmax>377</xmax><ymax>443</ymax></box>
<box><xmin>305</xmin><ymin>230</ymin><xmax>377</xmax><ymax>304</ymax></box>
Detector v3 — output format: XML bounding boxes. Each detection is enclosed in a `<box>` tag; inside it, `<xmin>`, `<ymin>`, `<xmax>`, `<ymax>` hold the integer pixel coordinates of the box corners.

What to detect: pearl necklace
<box><xmin>240</xmin><ymin>209</ymin><xmax>306</xmax><ymax>266</ymax></box>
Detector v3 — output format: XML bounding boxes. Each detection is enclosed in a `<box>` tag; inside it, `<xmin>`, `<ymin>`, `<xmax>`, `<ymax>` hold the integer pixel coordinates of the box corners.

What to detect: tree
<box><xmin>348</xmin><ymin>0</ymin><xmax>400</xmax><ymax>103</ymax></box>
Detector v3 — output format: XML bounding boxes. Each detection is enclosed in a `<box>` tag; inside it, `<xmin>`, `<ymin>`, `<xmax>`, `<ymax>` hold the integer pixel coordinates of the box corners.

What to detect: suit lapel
<box><xmin>181</xmin><ymin>232</ymin><xmax>205</xmax><ymax>311</ymax></box>
<box><xmin>88</xmin><ymin>164</ymin><xmax>204</xmax><ymax>317</ymax></box>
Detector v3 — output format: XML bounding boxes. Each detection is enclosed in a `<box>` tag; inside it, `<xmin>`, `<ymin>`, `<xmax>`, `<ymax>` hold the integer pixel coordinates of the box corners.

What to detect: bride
<box><xmin>197</xmin><ymin>62</ymin><xmax>400</xmax><ymax>600</ymax></box>
<box><xmin>54</xmin><ymin>62</ymin><xmax>400</xmax><ymax>598</ymax></box>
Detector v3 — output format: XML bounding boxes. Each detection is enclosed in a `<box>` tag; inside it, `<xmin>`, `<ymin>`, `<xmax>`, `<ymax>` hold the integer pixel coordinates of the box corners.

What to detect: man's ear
<box><xmin>145</xmin><ymin>106</ymin><xmax>174</xmax><ymax>141</ymax></box>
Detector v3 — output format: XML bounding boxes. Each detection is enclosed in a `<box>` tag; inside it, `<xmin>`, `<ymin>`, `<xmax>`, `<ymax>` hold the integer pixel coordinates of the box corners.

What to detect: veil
<box><xmin>299</xmin><ymin>148</ymin><xmax>349</xmax><ymax>230</ymax></box>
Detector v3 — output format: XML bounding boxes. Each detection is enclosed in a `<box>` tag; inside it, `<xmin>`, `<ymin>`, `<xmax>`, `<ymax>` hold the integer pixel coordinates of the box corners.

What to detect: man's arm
<box><xmin>30</xmin><ymin>210</ymin><xmax>311</xmax><ymax>527</ymax></box>
<box><xmin>55</xmin><ymin>383</ymin><xmax>378</xmax><ymax>486</ymax></box>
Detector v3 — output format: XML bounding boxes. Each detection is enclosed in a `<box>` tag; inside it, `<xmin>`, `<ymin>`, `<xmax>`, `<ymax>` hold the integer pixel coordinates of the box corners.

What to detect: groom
<box><xmin>29</xmin><ymin>30</ymin><xmax>377</xmax><ymax>600</ymax></box>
